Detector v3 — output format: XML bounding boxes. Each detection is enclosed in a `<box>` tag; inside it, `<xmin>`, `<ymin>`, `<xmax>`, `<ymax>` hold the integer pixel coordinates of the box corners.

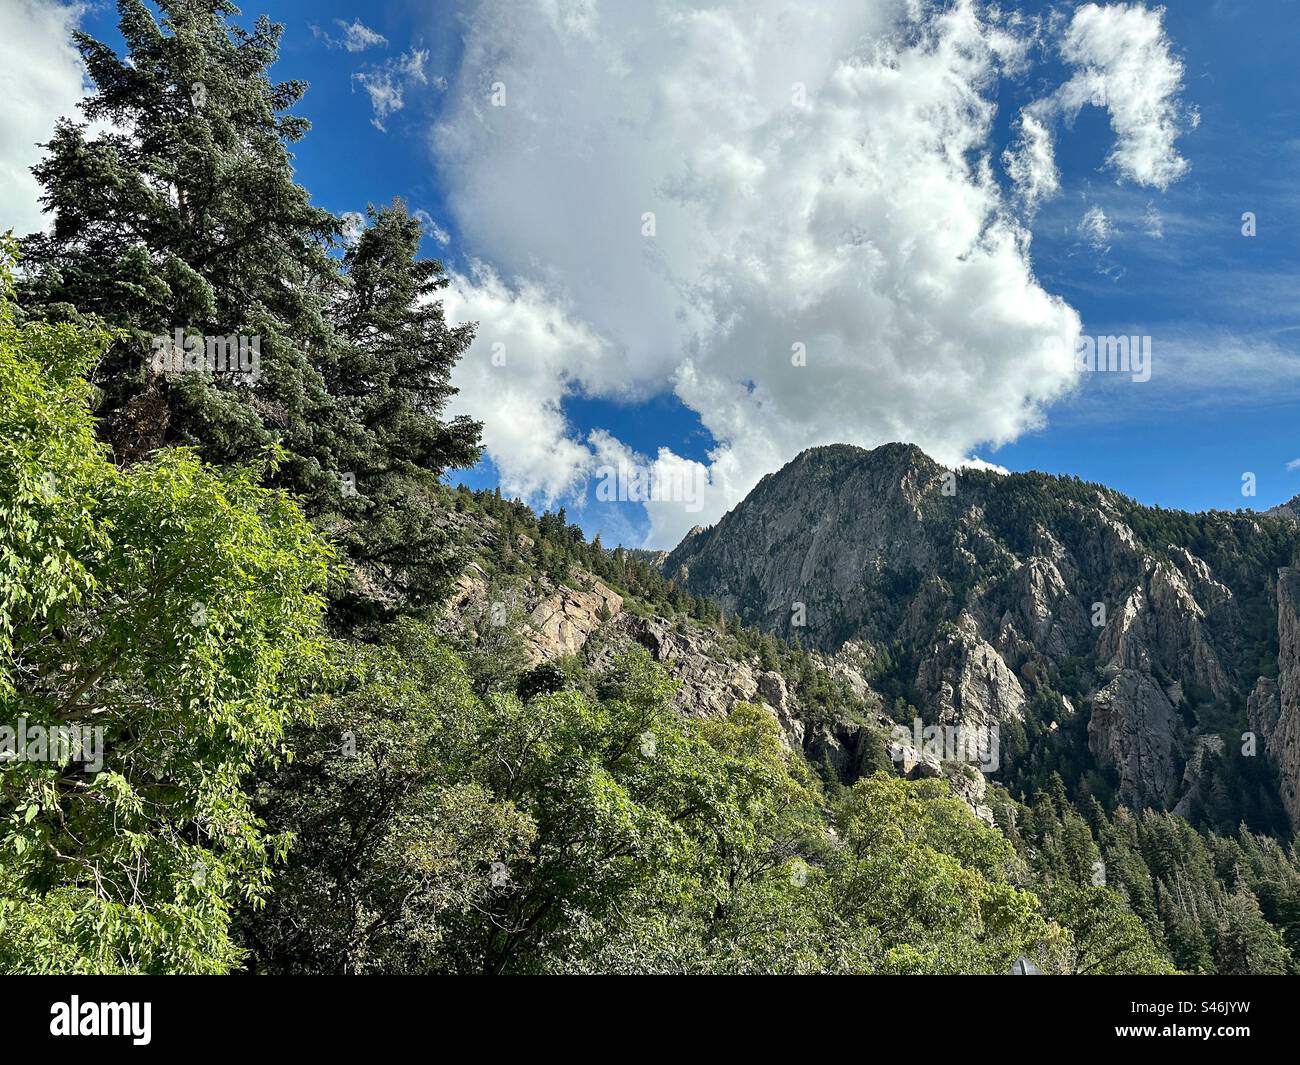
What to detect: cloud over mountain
<box><xmin>435</xmin><ymin>0</ymin><xmax>1149</xmax><ymax>546</ymax></box>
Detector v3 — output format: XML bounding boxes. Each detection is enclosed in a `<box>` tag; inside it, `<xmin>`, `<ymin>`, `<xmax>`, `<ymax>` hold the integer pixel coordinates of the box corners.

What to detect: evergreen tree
<box><xmin>1213</xmin><ymin>884</ymin><xmax>1292</xmax><ymax>974</ymax></box>
<box><xmin>325</xmin><ymin>201</ymin><xmax>482</xmax><ymax>618</ymax></box>
<box><xmin>20</xmin><ymin>0</ymin><xmax>347</xmax><ymax>497</ymax></box>
<box><xmin>18</xmin><ymin>2</ymin><xmax>481</xmax><ymax>619</ymax></box>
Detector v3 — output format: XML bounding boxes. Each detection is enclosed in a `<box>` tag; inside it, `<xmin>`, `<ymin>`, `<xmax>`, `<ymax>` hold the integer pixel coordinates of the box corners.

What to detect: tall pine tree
<box><xmin>326</xmin><ymin>201</ymin><xmax>483</xmax><ymax>619</ymax></box>
<box><xmin>18</xmin><ymin>0</ymin><xmax>481</xmax><ymax>619</ymax></box>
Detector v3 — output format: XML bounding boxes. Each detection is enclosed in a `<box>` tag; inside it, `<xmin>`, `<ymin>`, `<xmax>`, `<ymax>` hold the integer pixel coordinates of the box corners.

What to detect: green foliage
<box><xmin>234</xmin><ymin>622</ymin><xmax>533</xmax><ymax>973</ymax></box>
<box><xmin>18</xmin><ymin>0</ymin><xmax>481</xmax><ymax>621</ymax></box>
<box><xmin>830</xmin><ymin>775</ymin><xmax>1063</xmax><ymax>974</ymax></box>
<box><xmin>0</xmin><ymin>240</ymin><xmax>332</xmax><ymax>973</ymax></box>
<box><xmin>238</xmin><ymin>619</ymin><xmax>1071</xmax><ymax>974</ymax></box>
<box><xmin>1014</xmin><ymin>787</ymin><xmax>1300</xmax><ymax>975</ymax></box>
<box><xmin>20</xmin><ymin>0</ymin><xmax>344</xmax><ymax>481</ymax></box>
<box><xmin>1046</xmin><ymin>884</ymin><xmax>1175</xmax><ymax>975</ymax></box>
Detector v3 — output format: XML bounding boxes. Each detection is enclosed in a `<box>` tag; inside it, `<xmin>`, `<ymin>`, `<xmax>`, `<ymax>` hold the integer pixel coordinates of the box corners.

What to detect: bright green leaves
<box><xmin>240</xmin><ymin>620</ymin><xmax>1066</xmax><ymax>974</ymax></box>
<box><xmin>0</xmin><ymin>240</ymin><xmax>332</xmax><ymax>974</ymax></box>
<box><xmin>831</xmin><ymin>775</ymin><xmax>1063</xmax><ymax>974</ymax></box>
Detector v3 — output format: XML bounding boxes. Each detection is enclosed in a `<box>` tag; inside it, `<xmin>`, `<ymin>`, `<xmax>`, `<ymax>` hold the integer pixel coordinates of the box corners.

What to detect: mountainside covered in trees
<box><xmin>665</xmin><ymin>443</ymin><xmax>1300</xmax><ymax>837</ymax></box>
<box><xmin>333</xmin><ymin>477</ymin><xmax>1300</xmax><ymax>975</ymax></box>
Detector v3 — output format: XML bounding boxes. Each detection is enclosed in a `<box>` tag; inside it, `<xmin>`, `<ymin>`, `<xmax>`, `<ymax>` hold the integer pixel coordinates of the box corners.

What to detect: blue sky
<box><xmin>9</xmin><ymin>0</ymin><xmax>1300</xmax><ymax>546</ymax></box>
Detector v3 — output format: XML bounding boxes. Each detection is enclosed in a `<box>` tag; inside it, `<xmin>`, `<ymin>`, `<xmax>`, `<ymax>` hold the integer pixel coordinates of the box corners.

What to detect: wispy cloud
<box><xmin>413</xmin><ymin>209</ymin><xmax>451</xmax><ymax>246</ymax></box>
<box><xmin>1053</xmin><ymin>2</ymin><xmax>1192</xmax><ymax>189</ymax></box>
<box><xmin>312</xmin><ymin>19</ymin><xmax>388</xmax><ymax>53</ymax></box>
<box><xmin>353</xmin><ymin>48</ymin><xmax>429</xmax><ymax>131</ymax></box>
<box><xmin>1079</xmin><ymin>204</ymin><xmax>1115</xmax><ymax>248</ymax></box>
<box><xmin>1057</xmin><ymin>331</ymin><xmax>1300</xmax><ymax>427</ymax></box>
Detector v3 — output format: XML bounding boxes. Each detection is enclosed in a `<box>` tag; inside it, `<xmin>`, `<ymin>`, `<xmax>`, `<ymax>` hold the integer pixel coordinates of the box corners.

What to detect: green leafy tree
<box><xmin>0</xmin><ymin>240</ymin><xmax>332</xmax><ymax>973</ymax></box>
<box><xmin>1048</xmin><ymin>885</ymin><xmax>1176</xmax><ymax>975</ymax></box>
<box><xmin>237</xmin><ymin>623</ymin><xmax>532</xmax><ymax>974</ymax></box>
<box><xmin>831</xmin><ymin>775</ymin><xmax>1064</xmax><ymax>974</ymax></box>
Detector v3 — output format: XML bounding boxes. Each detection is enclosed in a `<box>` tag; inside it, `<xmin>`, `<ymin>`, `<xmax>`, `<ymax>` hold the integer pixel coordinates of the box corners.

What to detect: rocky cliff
<box><xmin>440</xmin><ymin>557</ymin><xmax>898</xmax><ymax>794</ymax></box>
<box><xmin>1248</xmin><ymin>568</ymin><xmax>1300</xmax><ymax>827</ymax></box>
<box><xmin>665</xmin><ymin>443</ymin><xmax>1300</xmax><ymax>824</ymax></box>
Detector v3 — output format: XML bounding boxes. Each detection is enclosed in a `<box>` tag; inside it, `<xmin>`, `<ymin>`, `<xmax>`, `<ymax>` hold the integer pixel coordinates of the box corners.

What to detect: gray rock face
<box><xmin>1267</xmin><ymin>495</ymin><xmax>1300</xmax><ymax>522</ymax></box>
<box><xmin>916</xmin><ymin>612</ymin><xmax>1027</xmax><ymax>729</ymax></box>
<box><xmin>595</xmin><ymin>612</ymin><xmax>767</xmax><ymax>722</ymax></box>
<box><xmin>441</xmin><ymin>561</ymin><xmax>887</xmax><ymax>766</ymax></box>
<box><xmin>1087</xmin><ymin>669</ymin><xmax>1184</xmax><ymax>809</ymax></box>
<box><xmin>443</xmin><ymin>565</ymin><xmax>623</xmax><ymax>664</ymax></box>
<box><xmin>664</xmin><ymin>441</ymin><xmax>1300</xmax><ymax>817</ymax></box>
<box><xmin>663</xmin><ymin>444</ymin><xmax>947</xmax><ymax>648</ymax></box>
<box><xmin>1253</xmin><ymin>569</ymin><xmax>1300</xmax><ymax>829</ymax></box>
<box><xmin>945</xmin><ymin>765</ymin><xmax>994</xmax><ymax>825</ymax></box>
<box><xmin>1012</xmin><ymin>556</ymin><xmax>1090</xmax><ymax>657</ymax></box>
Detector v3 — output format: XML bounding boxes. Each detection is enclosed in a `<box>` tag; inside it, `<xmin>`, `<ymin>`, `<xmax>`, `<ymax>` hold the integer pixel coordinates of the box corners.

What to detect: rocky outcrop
<box><xmin>945</xmin><ymin>764</ymin><xmax>995</xmax><ymax>826</ymax></box>
<box><xmin>442</xmin><ymin>566</ymin><xmax>623</xmax><ymax>663</ymax></box>
<box><xmin>441</xmin><ymin>562</ymin><xmax>889</xmax><ymax>766</ymax></box>
<box><xmin>1173</xmin><ymin>735</ymin><xmax>1226</xmax><ymax>820</ymax></box>
<box><xmin>664</xmin><ymin>442</ymin><xmax>1300</xmax><ymax>819</ymax></box>
<box><xmin>526</xmin><ymin>579</ymin><xmax>623</xmax><ymax>659</ymax></box>
<box><xmin>916</xmin><ymin>612</ymin><xmax>1027</xmax><ymax>728</ymax></box>
<box><xmin>1088</xmin><ymin>669</ymin><xmax>1185</xmax><ymax>810</ymax></box>
<box><xmin>1267</xmin><ymin>495</ymin><xmax>1300</xmax><ymax>522</ymax></box>
<box><xmin>1011</xmin><ymin>556</ymin><xmax>1090</xmax><ymax>657</ymax></box>
<box><xmin>595</xmin><ymin>612</ymin><xmax>768</xmax><ymax>722</ymax></box>
<box><xmin>662</xmin><ymin>444</ymin><xmax>947</xmax><ymax>647</ymax></box>
<box><xmin>1253</xmin><ymin>569</ymin><xmax>1300</xmax><ymax>829</ymax></box>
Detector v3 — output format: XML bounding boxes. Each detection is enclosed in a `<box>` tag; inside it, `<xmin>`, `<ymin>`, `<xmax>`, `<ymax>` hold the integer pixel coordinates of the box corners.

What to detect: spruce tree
<box><xmin>325</xmin><ymin>201</ymin><xmax>482</xmax><ymax>619</ymax></box>
<box><xmin>20</xmin><ymin>0</ymin><xmax>348</xmax><ymax>500</ymax></box>
<box><xmin>19</xmin><ymin>1</ymin><xmax>482</xmax><ymax>618</ymax></box>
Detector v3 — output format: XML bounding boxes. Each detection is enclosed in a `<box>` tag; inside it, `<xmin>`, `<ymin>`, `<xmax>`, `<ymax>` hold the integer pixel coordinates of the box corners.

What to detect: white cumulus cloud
<box><xmin>441</xmin><ymin>261</ymin><xmax>616</xmax><ymax>504</ymax></box>
<box><xmin>434</xmin><ymin>0</ymin><xmax>1087</xmax><ymax>547</ymax></box>
<box><xmin>1053</xmin><ymin>2</ymin><xmax>1191</xmax><ymax>189</ymax></box>
<box><xmin>0</xmin><ymin>0</ymin><xmax>90</xmax><ymax>237</ymax></box>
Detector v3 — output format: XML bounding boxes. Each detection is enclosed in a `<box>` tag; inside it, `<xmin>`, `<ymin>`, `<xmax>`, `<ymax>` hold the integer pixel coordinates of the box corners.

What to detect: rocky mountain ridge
<box><xmin>664</xmin><ymin>443</ymin><xmax>1300</xmax><ymax>831</ymax></box>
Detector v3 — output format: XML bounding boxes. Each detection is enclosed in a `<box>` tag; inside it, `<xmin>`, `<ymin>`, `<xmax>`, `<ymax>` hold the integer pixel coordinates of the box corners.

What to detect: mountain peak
<box><xmin>1269</xmin><ymin>494</ymin><xmax>1300</xmax><ymax>521</ymax></box>
<box><xmin>781</xmin><ymin>441</ymin><xmax>944</xmax><ymax>486</ymax></box>
<box><xmin>791</xmin><ymin>441</ymin><xmax>934</xmax><ymax>467</ymax></box>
